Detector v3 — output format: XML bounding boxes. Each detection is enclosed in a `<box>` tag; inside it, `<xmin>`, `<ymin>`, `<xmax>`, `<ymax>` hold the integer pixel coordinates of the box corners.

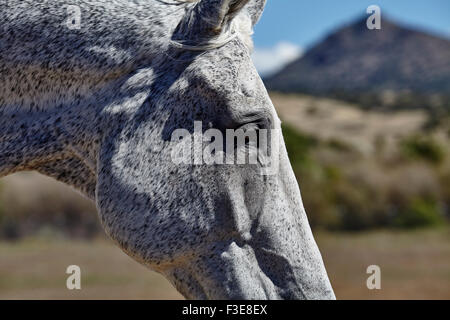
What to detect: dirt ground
<box><xmin>0</xmin><ymin>228</ymin><xmax>448</xmax><ymax>300</ymax></box>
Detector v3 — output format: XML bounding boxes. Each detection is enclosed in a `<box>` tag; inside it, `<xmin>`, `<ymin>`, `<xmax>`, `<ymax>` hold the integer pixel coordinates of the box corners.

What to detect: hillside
<box><xmin>265</xmin><ymin>17</ymin><xmax>450</xmax><ymax>111</ymax></box>
<box><xmin>271</xmin><ymin>93</ymin><xmax>427</xmax><ymax>155</ymax></box>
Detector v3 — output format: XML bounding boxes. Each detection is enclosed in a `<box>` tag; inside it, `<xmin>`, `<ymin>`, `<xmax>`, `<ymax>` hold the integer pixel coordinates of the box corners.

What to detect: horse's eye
<box><xmin>235</xmin><ymin>123</ymin><xmax>260</xmax><ymax>148</ymax></box>
<box><xmin>238</xmin><ymin>122</ymin><xmax>260</xmax><ymax>132</ymax></box>
<box><xmin>238</xmin><ymin>123</ymin><xmax>260</xmax><ymax>132</ymax></box>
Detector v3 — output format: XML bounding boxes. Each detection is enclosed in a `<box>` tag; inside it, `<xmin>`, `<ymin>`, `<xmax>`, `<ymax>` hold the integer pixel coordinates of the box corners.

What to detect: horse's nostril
<box><xmin>254</xmin><ymin>247</ymin><xmax>307</xmax><ymax>299</ymax></box>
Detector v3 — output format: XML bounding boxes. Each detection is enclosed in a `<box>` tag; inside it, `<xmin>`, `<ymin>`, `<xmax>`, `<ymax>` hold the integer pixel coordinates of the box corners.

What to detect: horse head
<box><xmin>93</xmin><ymin>0</ymin><xmax>335</xmax><ymax>300</ymax></box>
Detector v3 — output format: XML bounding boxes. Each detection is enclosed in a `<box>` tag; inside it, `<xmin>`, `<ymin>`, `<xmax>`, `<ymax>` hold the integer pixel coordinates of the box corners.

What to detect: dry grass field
<box><xmin>319</xmin><ymin>228</ymin><xmax>450</xmax><ymax>299</ymax></box>
<box><xmin>0</xmin><ymin>237</ymin><xmax>184</xmax><ymax>300</ymax></box>
<box><xmin>271</xmin><ymin>93</ymin><xmax>429</xmax><ymax>155</ymax></box>
<box><xmin>0</xmin><ymin>228</ymin><xmax>449</xmax><ymax>300</ymax></box>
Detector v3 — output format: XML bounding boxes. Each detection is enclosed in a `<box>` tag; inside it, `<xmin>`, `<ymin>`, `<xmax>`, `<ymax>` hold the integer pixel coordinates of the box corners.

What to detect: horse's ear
<box><xmin>245</xmin><ymin>0</ymin><xmax>266</xmax><ymax>26</ymax></box>
<box><xmin>195</xmin><ymin>0</ymin><xmax>252</xmax><ymax>35</ymax></box>
<box><xmin>173</xmin><ymin>0</ymin><xmax>266</xmax><ymax>44</ymax></box>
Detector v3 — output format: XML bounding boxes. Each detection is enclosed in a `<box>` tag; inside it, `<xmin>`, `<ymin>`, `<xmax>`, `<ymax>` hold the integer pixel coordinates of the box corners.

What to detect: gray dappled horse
<box><xmin>0</xmin><ymin>0</ymin><xmax>335</xmax><ymax>299</ymax></box>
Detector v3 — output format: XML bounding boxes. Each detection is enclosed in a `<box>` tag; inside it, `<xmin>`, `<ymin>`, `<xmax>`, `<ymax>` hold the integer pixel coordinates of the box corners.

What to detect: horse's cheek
<box><xmin>94</xmin><ymin>183</ymin><xmax>186</xmax><ymax>266</ymax></box>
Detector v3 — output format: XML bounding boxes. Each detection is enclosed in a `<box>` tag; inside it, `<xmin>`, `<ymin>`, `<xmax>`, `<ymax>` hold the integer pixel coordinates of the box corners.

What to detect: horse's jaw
<box><xmin>157</xmin><ymin>148</ymin><xmax>335</xmax><ymax>300</ymax></box>
<box><xmin>164</xmin><ymin>238</ymin><xmax>336</xmax><ymax>300</ymax></box>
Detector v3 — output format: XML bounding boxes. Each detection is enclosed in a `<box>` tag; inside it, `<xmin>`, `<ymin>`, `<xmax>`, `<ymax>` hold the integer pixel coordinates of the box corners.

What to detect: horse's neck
<box><xmin>0</xmin><ymin>0</ymin><xmax>176</xmax><ymax>111</ymax></box>
<box><xmin>0</xmin><ymin>106</ymin><xmax>97</xmax><ymax>179</ymax></box>
<box><xmin>0</xmin><ymin>0</ymin><xmax>183</xmax><ymax>197</ymax></box>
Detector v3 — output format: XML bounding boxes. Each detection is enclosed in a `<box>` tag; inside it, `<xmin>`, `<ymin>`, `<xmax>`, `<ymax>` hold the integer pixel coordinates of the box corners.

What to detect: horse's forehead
<box><xmin>169</xmin><ymin>50</ymin><xmax>271</xmax><ymax>125</ymax></box>
<box><xmin>185</xmin><ymin>44</ymin><xmax>257</xmax><ymax>92</ymax></box>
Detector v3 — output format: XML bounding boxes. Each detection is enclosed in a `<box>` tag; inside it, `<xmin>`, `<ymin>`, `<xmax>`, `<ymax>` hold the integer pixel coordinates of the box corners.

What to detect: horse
<box><xmin>0</xmin><ymin>0</ymin><xmax>335</xmax><ymax>299</ymax></box>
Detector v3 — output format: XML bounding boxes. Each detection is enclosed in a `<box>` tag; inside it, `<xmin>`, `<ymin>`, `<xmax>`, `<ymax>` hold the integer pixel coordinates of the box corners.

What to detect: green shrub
<box><xmin>393</xmin><ymin>198</ymin><xmax>444</xmax><ymax>229</ymax></box>
<box><xmin>402</xmin><ymin>136</ymin><xmax>445</xmax><ymax>165</ymax></box>
<box><xmin>327</xmin><ymin>139</ymin><xmax>353</xmax><ymax>152</ymax></box>
<box><xmin>334</xmin><ymin>182</ymin><xmax>376</xmax><ymax>231</ymax></box>
<box><xmin>282</xmin><ymin>124</ymin><xmax>318</xmax><ymax>169</ymax></box>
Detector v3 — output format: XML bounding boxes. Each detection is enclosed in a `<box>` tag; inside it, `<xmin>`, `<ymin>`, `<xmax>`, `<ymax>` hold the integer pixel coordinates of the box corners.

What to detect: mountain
<box><xmin>264</xmin><ymin>17</ymin><xmax>450</xmax><ymax>111</ymax></box>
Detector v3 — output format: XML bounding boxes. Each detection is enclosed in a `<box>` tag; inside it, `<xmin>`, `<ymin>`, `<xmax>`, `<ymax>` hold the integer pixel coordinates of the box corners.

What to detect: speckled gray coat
<box><xmin>0</xmin><ymin>0</ymin><xmax>335</xmax><ymax>299</ymax></box>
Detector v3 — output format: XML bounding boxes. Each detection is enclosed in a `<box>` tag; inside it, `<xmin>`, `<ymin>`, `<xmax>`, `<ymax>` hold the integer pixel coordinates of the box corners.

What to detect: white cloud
<box><xmin>252</xmin><ymin>42</ymin><xmax>303</xmax><ymax>77</ymax></box>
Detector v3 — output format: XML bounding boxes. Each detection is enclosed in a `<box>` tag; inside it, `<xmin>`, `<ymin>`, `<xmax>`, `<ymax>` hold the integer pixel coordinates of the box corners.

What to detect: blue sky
<box><xmin>251</xmin><ymin>0</ymin><xmax>450</xmax><ymax>76</ymax></box>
